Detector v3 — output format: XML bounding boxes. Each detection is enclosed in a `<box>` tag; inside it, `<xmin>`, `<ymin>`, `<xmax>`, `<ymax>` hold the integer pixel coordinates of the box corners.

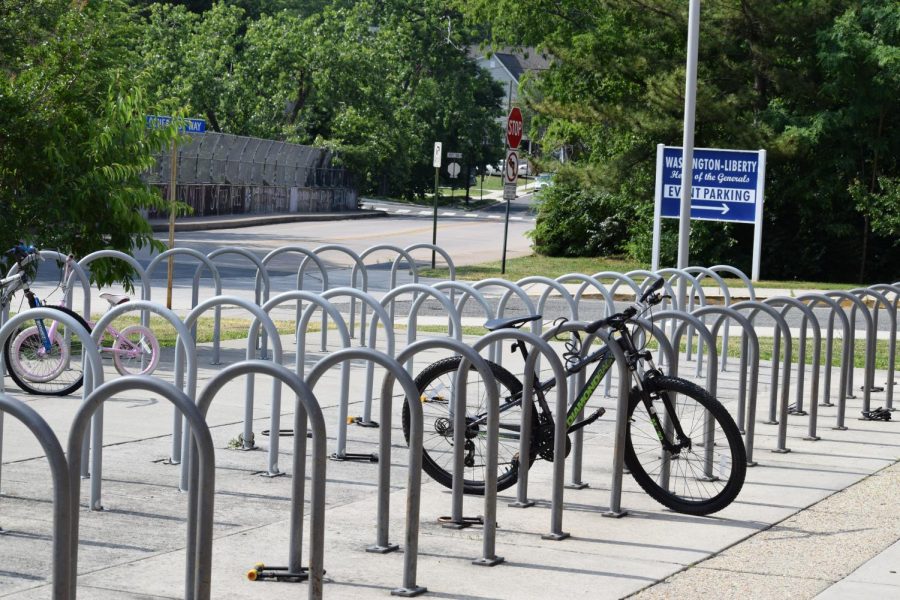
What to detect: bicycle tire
<box><xmin>625</xmin><ymin>376</ymin><xmax>746</xmax><ymax>516</ymax></box>
<box><xmin>4</xmin><ymin>305</ymin><xmax>90</xmax><ymax>396</ymax></box>
<box><xmin>402</xmin><ymin>356</ymin><xmax>541</xmax><ymax>495</ymax></box>
<box><xmin>113</xmin><ymin>324</ymin><xmax>160</xmax><ymax>376</ymax></box>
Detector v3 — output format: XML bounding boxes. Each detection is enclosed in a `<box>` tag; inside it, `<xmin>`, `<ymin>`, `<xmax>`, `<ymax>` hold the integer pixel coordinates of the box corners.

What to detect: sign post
<box><xmin>146</xmin><ymin>115</ymin><xmax>206</xmax><ymax>308</ymax></box>
<box><xmin>652</xmin><ymin>145</ymin><xmax>767</xmax><ymax>280</ymax></box>
<box><xmin>432</xmin><ymin>142</ymin><xmax>442</xmax><ymax>268</ymax></box>
<box><xmin>501</xmin><ymin>108</ymin><xmax>523</xmax><ymax>275</ymax></box>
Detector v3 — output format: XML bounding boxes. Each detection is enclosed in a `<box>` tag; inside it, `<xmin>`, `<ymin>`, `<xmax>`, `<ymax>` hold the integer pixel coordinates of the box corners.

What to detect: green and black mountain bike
<box><xmin>402</xmin><ymin>279</ymin><xmax>746</xmax><ymax>516</ymax></box>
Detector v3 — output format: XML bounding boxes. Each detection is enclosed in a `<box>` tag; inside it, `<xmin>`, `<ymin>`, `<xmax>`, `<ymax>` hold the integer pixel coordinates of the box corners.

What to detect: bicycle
<box><xmin>1</xmin><ymin>244</ymin><xmax>160</xmax><ymax>395</ymax></box>
<box><xmin>402</xmin><ymin>278</ymin><xmax>747</xmax><ymax>516</ymax></box>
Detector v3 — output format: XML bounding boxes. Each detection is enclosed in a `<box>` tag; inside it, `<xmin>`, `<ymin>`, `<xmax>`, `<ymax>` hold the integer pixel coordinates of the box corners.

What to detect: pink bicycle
<box><xmin>2</xmin><ymin>245</ymin><xmax>160</xmax><ymax>396</ymax></box>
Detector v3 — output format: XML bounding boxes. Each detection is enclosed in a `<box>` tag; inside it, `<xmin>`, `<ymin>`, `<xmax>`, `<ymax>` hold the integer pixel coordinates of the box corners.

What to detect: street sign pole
<box><xmin>432</xmin><ymin>165</ymin><xmax>439</xmax><ymax>268</ymax></box>
<box><xmin>432</xmin><ymin>142</ymin><xmax>442</xmax><ymax>268</ymax></box>
<box><xmin>166</xmin><ymin>140</ymin><xmax>178</xmax><ymax>309</ymax></box>
<box><xmin>501</xmin><ymin>196</ymin><xmax>511</xmax><ymax>274</ymax></box>
<box><xmin>678</xmin><ymin>0</ymin><xmax>701</xmax><ymax>307</ymax></box>
<box><xmin>752</xmin><ymin>149</ymin><xmax>766</xmax><ymax>281</ymax></box>
<box><xmin>651</xmin><ymin>144</ymin><xmax>665</xmax><ymax>272</ymax></box>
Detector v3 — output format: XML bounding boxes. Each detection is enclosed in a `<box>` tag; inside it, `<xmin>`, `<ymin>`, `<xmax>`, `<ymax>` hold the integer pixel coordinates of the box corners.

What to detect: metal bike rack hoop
<box><xmin>192</xmin><ymin>361</ymin><xmax>326</xmax><ymax>600</ymax></box>
<box><xmin>67</xmin><ymin>377</ymin><xmax>216</xmax><ymax>600</ymax></box>
<box><xmin>0</xmin><ymin>393</ymin><xmax>72</xmax><ymax>600</ymax></box>
<box><xmin>92</xmin><ymin>301</ymin><xmax>195</xmax><ymax>504</ymax></box>
<box><xmin>306</xmin><ymin>349</ymin><xmax>426</xmax><ymax>597</ymax></box>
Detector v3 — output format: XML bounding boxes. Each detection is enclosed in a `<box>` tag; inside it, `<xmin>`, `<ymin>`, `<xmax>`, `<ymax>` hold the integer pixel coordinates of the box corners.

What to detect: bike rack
<box><xmin>730</xmin><ymin>301</ymin><xmax>794</xmax><ymax>451</ymax></box>
<box><xmin>0</xmin><ymin>393</ymin><xmax>72</xmax><ymax>600</ymax></box>
<box><xmin>305</xmin><ymin>245</ymin><xmax>369</xmax><ymax>343</ymax></box>
<box><xmin>385</xmin><ymin>282</ymin><xmax>462</xmax><ymax>381</ymax></box>
<box><xmin>382</xmin><ymin>339</ymin><xmax>503</xmax><ymax>567</ymax></box>
<box><xmin>190</xmin><ymin>361</ymin><xmax>327</xmax><ymax>600</ymax></box>
<box><xmin>259</xmin><ymin>246</ymin><xmax>330</xmax><ymax>354</ymax></box>
<box><xmin>428</xmin><ymin>280</ymin><xmax>494</xmax><ymax>338</ymax></box>
<box><xmin>66</xmin><ymin>376</ymin><xmax>216</xmax><ymax>600</ymax></box>
<box><xmin>146</xmin><ymin>248</ymin><xmax>223</xmax><ymax>364</ymax></box>
<box><xmin>463</xmin><ymin>279</ymin><xmax>539</xmax><ymax>371</ymax></box>
<box><xmin>656</xmin><ymin>268</ymin><xmax>709</xmax><ymax>372</ymax></box>
<box><xmin>764</xmin><ymin>297</ymin><xmax>823</xmax><ymax>439</ymax></box>
<box><xmin>851</xmin><ymin>287</ymin><xmax>896</xmax><ymax>413</ymax></box>
<box><xmin>868</xmin><ymin>283</ymin><xmax>899</xmax><ymax>407</ymax></box>
<box><xmin>797</xmin><ymin>293</ymin><xmax>851</xmax><ymax>419</ymax></box>
<box><xmin>685</xmin><ymin>266</ymin><xmax>734</xmax><ymax>371</ymax></box>
<box><xmin>824</xmin><ymin>290</ymin><xmax>873</xmax><ymax>422</ymax></box>
<box><xmin>306</xmin><ymin>348</ymin><xmax>426</xmax><ymax>597</ymax></box>
<box><xmin>687</xmin><ymin>307</ymin><xmax>761</xmax><ymax>464</ymax></box>
<box><xmin>650</xmin><ymin>311</ymin><xmax>724</xmax><ymax>480</ymax></box>
<box><xmin>355</xmin><ymin>244</ymin><xmax>419</xmax><ymax>326</ymax></box>
<box><xmin>402</xmin><ymin>243</ymin><xmax>458</xmax><ymax>338</ymax></box>
<box><xmin>263</xmin><ymin>292</ymin><xmax>351</xmax><ymax>443</ymax></box>
<box><xmin>196</xmin><ymin>248</ymin><xmax>271</xmax><ymax>362</ymax></box>
<box><xmin>568</xmin><ymin>327</ymin><xmax>634</xmax><ymax>517</ymax></box>
<box><xmin>181</xmin><ymin>296</ymin><xmax>283</xmax><ymax>479</ymax></box>
<box><xmin>319</xmin><ymin>287</ymin><xmax>393</xmax><ymax>460</ymax></box>
<box><xmin>625</xmin><ymin>271</ymin><xmax>679</xmax><ymax>369</ymax></box>
<box><xmin>94</xmin><ymin>300</ymin><xmax>197</xmax><ymax>471</ymax></box>
<box><xmin>462</xmin><ymin>329</ymin><xmax>573</xmax><ymax>538</ymax></box>
<box><xmin>0</xmin><ymin>308</ymin><xmax>104</xmax><ymax>506</ymax></box>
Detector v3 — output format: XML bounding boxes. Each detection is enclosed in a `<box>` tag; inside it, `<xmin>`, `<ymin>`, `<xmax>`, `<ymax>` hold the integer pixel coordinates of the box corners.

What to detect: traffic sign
<box><xmin>145</xmin><ymin>115</ymin><xmax>206</xmax><ymax>133</ymax></box>
<box><xmin>447</xmin><ymin>162</ymin><xmax>461</xmax><ymax>178</ymax></box>
<box><xmin>506</xmin><ymin>107</ymin><xmax>523</xmax><ymax>149</ymax></box>
<box><xmin>652</xmin><ymin>144</ymin><xmax>767</xmax><ymax>280</ymax></box>
<box><xmin>503</xmin><ymin>150</ymin><xmax>519</xmax><ymax>185</ymax></box>
<box><xmin>658</xmin><ymin>146</ymin><xmax>763</xmax><ymax>224</ymax></box>
<box><xmin>447</xmin><ymin>152</ymin><xmax>463</xmax><ymax>159</ymax></box>
<box><xmin>433</xmin><ymin>142</ymin><xmax>442</xmax><ymax>167</ymax></box>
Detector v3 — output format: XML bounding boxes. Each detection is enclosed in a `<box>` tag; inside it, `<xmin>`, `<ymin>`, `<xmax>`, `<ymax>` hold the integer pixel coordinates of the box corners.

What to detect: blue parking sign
<box><xmin>658</xmin><ymin>146</ymin><xmax>764</xmax><ymax>224</ymax></box>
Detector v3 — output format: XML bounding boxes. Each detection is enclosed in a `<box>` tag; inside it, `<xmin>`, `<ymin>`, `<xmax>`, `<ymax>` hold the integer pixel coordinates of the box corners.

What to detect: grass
<box><xmin>419</xmin><ymin>253</ymin><xmax>882</xmax><ymax>292</ymax></box>
<box><xmin>419</xmin><ymin>254</ymin><xmax>645</xmax><ymax>281</ymax></box>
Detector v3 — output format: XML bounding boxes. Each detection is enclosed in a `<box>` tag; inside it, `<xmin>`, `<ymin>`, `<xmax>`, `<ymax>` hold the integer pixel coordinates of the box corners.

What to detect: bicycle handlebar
<box><xmin>583</xmin><ymin>277</ymin><xmax>665</xmax><ymax>334</ymax></box>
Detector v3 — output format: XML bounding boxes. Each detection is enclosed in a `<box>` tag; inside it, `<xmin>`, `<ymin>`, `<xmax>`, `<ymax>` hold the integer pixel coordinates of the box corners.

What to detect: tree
<box><xmin>0</xmin><ymin>0</ymin><xmax>178</xmax><ymax>284</ymax></box>
<box><xmin>458</xmin><ymin>0</ymin><xmax>900</xmax><ymax>282</ymax></box>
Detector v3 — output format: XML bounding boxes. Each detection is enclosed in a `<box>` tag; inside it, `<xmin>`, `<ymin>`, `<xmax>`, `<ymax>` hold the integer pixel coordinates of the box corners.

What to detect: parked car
<box><xmin>534</xmin><ymin>172</ymin><xmax>554</xmax><ymax>191</ymax></box>
<box><xmin>484</xmin><ymin>162</ymin><xmax>503</xmax><ymax>176</ymax></box>
<box><xmin>517</xmin><ymin>161</ymin><xmax>532</xmax><ymax>177</ymax></box>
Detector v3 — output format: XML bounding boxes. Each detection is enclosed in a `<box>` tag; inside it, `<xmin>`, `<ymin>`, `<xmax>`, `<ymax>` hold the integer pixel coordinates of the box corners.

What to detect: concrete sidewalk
<box><xmin>1</xmin><ymin>328</ymin><xmax>898</xmax><ymax>599</ymax></box>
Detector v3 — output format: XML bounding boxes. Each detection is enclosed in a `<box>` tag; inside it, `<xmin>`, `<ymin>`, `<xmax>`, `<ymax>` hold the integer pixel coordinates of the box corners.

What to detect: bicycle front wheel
<box><xmin>402</xmin><ymin>356</ymin><xmax>540</xmax><ymax>495</ymax></box>
<box><xmin>4</xmin><ymin>305</ymin><xmax>89</xmax><ymax>396</ymax></box>
<box><xmin>113</xmin><ymin>325</ymin><xmax>160</xmax><ymax>376</ymax></box>
<box><xmin>625</xmin><ymin>376</ymin><xmax>746</xmax><ymax>516</ymax></box>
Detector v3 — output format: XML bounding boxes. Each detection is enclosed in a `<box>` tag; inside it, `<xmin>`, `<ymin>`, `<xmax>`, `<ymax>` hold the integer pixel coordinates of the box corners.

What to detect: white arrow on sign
<box><xmin>692</xmin><ymin>203</ymin><xmax>730</xmax><ymax>215</ymax></box>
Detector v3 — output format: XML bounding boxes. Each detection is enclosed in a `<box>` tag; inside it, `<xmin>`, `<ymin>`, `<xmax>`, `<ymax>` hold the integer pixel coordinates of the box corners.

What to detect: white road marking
<box><xmin>396</xmin><ymin>209</ymin><xmax>411</xmax><ymax>213</ymax></box>
<box><xmin>440</xmin><ymin>212</ymin><xmax>457</xmax><ymax>216</ymax></box>
<box><xmin>464</xmin><ymin>213</ymin><xmax>478</xmax><ymax>218</ymax></box>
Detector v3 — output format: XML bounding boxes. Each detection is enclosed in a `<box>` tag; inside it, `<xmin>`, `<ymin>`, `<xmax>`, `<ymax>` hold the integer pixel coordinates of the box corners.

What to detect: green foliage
<box><xmin>460</xmin><ymin>0</ymin><xmax>900</xmax><ymax>282</ymax></box>
<box><xmin>0</xmin><ymin>0</ymin><xmax>177</xmax><ymax>284</ymax></box>
<box><xmin>136</xmin><ymin>0</ymin><xmax>505</xmax><ymax>197</ymax></box>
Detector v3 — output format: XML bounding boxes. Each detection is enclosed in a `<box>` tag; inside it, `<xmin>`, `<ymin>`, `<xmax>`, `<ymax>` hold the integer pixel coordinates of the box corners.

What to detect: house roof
<box><xmin>470</xmin><ymin>46</ymin><xmax>552</xmax><ymax>82</ymax></box>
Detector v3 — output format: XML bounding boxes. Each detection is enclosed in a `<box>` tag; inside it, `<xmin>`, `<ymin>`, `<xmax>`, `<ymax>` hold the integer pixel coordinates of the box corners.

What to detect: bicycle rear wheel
<box><xmin>625</xmin><ymin>376</ymin><xmax>746</xmax><ymax>516</ymax></box>
<box><xmin>401</xmin><ymin>356</ymin><xmax>540</xmax><ymax>495</ymax></box>
<box><xmin>4</xmin><ymin>305</ymin><xmax>89</xmax><ymax>396</ymax></box>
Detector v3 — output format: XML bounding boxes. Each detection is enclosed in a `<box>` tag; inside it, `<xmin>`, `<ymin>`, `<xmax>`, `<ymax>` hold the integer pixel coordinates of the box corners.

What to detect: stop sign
<box><xmin>506</xmin><ymin>107</ymin><xmax>523</xmax><ymax>149</ymax></box>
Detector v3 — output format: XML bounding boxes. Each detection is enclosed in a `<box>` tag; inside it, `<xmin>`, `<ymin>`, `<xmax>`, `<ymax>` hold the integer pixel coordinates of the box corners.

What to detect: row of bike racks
<box><xmin>1</xmin><ymin>248</ymin><xmax>897</xmax><ymax>598</ymax></box>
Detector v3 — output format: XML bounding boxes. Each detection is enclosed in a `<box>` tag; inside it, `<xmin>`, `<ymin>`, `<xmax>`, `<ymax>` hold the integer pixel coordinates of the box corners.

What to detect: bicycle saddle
<box><xmin>483</xmin><ymin>314</ymin><xmax>542</xmax><ymax>331</ymax></box>
<box><xmin>100</xmin><ymin>292</ymin><xmax>130</xmax><ymax>306</ymax></box>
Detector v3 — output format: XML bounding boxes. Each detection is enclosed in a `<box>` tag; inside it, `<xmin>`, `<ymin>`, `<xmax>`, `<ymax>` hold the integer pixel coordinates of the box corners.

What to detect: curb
<box><xmin>149</xmin><ymin>210</ymin><xmax>387</xmax><ymax>233</ymax></box>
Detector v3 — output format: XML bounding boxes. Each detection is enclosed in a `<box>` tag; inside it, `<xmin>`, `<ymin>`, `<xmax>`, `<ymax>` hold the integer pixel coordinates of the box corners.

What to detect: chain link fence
<box><xmin>145</xmin><ymin>132</ymin><xmax>357</xmax><ymax>217</ymax></box>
